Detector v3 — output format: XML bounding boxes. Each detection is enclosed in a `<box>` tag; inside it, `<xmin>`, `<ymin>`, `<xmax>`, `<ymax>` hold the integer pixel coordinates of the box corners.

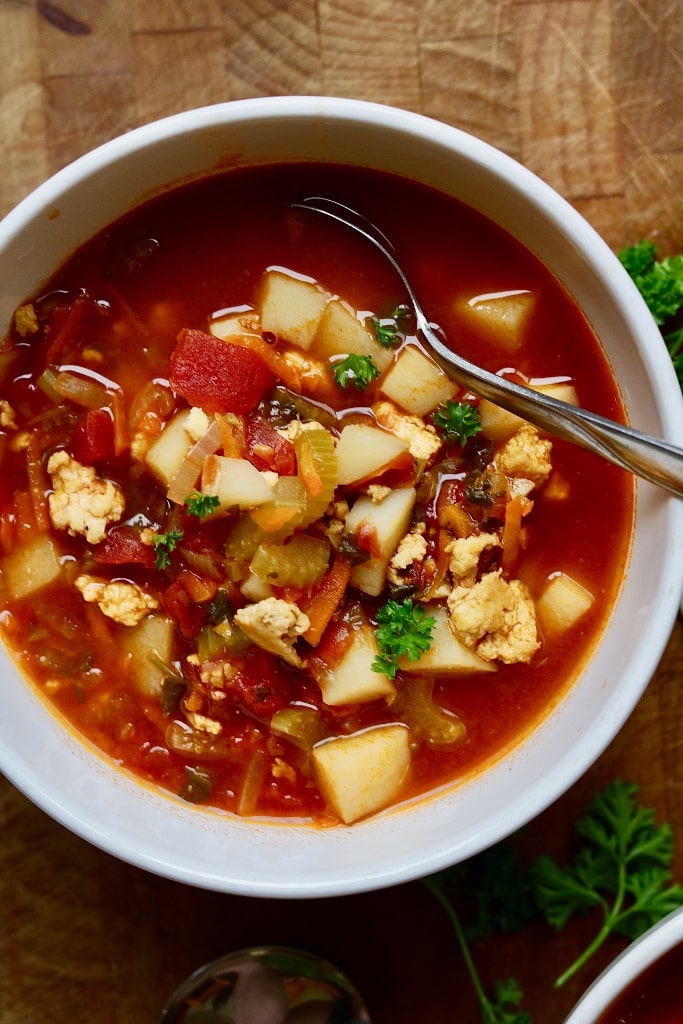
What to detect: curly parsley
<box><xmin>371</xmin><ymin>597</ymin><xmax>435</xmax><ymax>680</ymax></box>
<box><xmin>432</xmin><ymin>399</ymin><xmax>482</xmax><ymax>445</ymax></box>
<box><xmin>619</xmin><ymin>238</ymin><xmax>683</xmax><ymax>388</ymax></box>
<box><xmin>184</xmin><ymin>491</ymin><xmax>220</xmax><ymax>518</ymax></box>
<box><xmin>331</xmin><ymin>353</ymin><xmax>380</xmax><ymax>390</ymax></box>
<box><xmin>366</xmin><ymin>304</ymin><xmax>412</xmax><ymax>348</ymax></box>
<box><xmin>152</xmin><ymin>529</ymin><xmax>184</xmax><ymax>570</ymax></box>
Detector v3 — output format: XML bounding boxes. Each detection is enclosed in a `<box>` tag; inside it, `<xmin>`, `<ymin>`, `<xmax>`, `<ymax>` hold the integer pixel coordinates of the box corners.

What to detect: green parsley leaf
<box><xmin>432</xmin><ymin>399</ymin><xmax>482</xmax><ymax>444</ymax></box>
<box><xmin>371</xmin><ymin>597</ymin><xmax>435</xmax><ymax>680</ymax></box>
<box><xmin>531</xmin><ymin>779</ymin><xmax>683</xmax><ymax>987</ymax></box>
<box><xmin>331</xmin><ymin>353</ymin><xmax>380</xmax><ymax>390</ymax></box>
<box><xmin>366</xmin><ymin>304</ymin><xmax>412</xmax><ymax>348</ymax></box>
<box><xmin>619</xmin><ymin>240</ymin><xmax>683</xmax><ymax>326</ymax></box>
<box><xmin>152</xmin><ymin>529</ymin><xmax>184</xmax><ymax>570</ymax></box>
<box><xmin>184</xmin><ymin>491</ymin><xmax>220</xmax><ymax>518</ymax></box>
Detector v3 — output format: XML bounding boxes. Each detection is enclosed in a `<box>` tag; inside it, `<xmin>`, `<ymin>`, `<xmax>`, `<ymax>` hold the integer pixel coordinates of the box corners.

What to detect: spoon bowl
<box><xmin>295</xmin><ymin>196</ymin><xmax>683</xmax><ymax>498</ymax></box>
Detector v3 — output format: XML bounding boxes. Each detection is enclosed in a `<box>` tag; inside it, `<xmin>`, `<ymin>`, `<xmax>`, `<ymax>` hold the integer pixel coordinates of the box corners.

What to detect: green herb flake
<box><xmin>366</xmin><ymin>305</ymin><xmax>412</xmax><ymax>349</ymax></box>
<box><xmin>179</xmin><ymin>766</ymin><xmax>213</xmax><ymax>804</ymax></box>
<box><xmin>184</xmin><ymin>491</ymin><xmax>220</xmax><ymax>518</ymax></box>
<box><xmin>331</xmin><ymin>353</ymin><xmax>380</xmax><ymax>390</ymax></box>
<box><xmin>432</xmin><ymin>399</ymin><xmax>482</xmax><ymax>445</ymax></box>
<box><xmin>371</xmin><ymin>597</ymin><xmax>435</xmax><ymax>680</ymax></box>
<box><xmin>152</xmin><ymin>529</ymin><xmax>184</xmax><ymax>570</ymax></box>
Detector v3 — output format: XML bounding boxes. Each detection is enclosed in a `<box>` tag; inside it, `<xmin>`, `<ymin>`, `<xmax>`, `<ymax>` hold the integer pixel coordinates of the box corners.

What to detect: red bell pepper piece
<box><xmin>170</xmin><ymin>328</ymin><xmax>275</xmax><ymax>415</ymax></box>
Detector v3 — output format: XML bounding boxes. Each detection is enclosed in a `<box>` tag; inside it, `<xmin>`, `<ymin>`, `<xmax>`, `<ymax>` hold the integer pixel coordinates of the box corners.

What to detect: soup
<box><xmin>0</xmin><ymin>163</ymin><xmax>632</xmax><ymax>825</ymax></box>
<box><xmin>596</xmin><ymin>940</ymin><xmax>683</xmax><ymax>1023</ymax></box>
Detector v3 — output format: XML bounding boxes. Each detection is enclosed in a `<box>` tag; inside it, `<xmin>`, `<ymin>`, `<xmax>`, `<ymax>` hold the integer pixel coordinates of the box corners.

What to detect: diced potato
<box><xmin>122</xmin><ymin>614</ymin><xmax>175</xmax><ymax>698</ymax></box>
<box><xmin>1</xmin><ymin>534</ymin><xmax>62</xmax><ymax>601</ymax></box>
<box><xmin>380</xmin><ymin>345</ymin><xmax>455</xmax><ymax>416</ymax></box>
<box><xmin>336</xmin><ymin>422</ymin><xmax>408</xmax><ymax>486</ymax></box>
<box><xmin>145</xmin><ymin>409</ymin><xmax>195</xmax><ymax>488</ymax></box>
<box><xmin>314</xmin><ymin>299</ymin><xmax>393</xmax><ymax>371</ymax></box>
<box><xmin>209</xmin><ymin>309</ymin><xmax>261</xmax><ymax>340</ymax></box>
<box><xmin>457</xmin><ymin>290</ymin><xmax>537</xmax><ymax>353</ymax></box>
<box><xmin>399</xmin><ymin>604</ymin><xmax>496</xmax><ymax>674</ymax></box>
<box><xmin>536</xmin><ymin>573</ymin><xmax>595</xmax><ymax>635</ymax></box>
<box><xmin>259</xmin><ymin>270</ymin><xmax>329</xmax><ymax>350</ymax></box>
<box><xmin>479</xmin><ymin>381</ymin><xmax>580</xmax><ymax>442</ymax></box>
<box><xmin>240</xmin><ymin>571</ymin><xmax>275</xmax><ymax>602</ymax></box>
<box><xmin>201</xmin><ymin>455</ymin><xmax>275</xmax><ymax>510</ymax></box>
<box><xmin>345</xmin><ymin>487</ymin><xmax>416</xmax><ymax>596</ymax></box>
<box><xmin>317</xmin><ymin>623</ymin><xmax>396</xmax><ymax>706</ymax></box>
<box><xmin>312</xmin><ymin>723</ymin><xmax>411</xmax><ymax>823</ymax></box>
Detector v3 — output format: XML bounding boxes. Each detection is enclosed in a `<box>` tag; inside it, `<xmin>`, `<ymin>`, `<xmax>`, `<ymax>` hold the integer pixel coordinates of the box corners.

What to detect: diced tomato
<box><xmin>245</xmin><ymin>415</ymin><xmax>296</xmax><ymax>475</ymax></box>
<box><xmin>72</xmin><ymin>407</ymin><xmax>115</xmax><ymax>464</ymax></box>
<box><xmin>161</xmin><ymin>581</ymin><xmax>206</xmax><ymax>639</ymax></box>
<box><xmin>223</xmin><ymin>647</ymin><xmax>296</xmax><ymax>719</ymax></box>
<box><xmin>93</xmin><ymin>525</ymin><xmax>155</xmax><ymax>568</ymax></box>
<box><xmin>169</xmin><ymin>328</ymin><xmax>275</xmax><ymax>415</ymax></box>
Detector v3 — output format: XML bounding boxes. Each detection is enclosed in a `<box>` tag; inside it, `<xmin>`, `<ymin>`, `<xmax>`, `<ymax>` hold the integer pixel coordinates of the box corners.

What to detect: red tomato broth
<box><xmin>0</xmin><ymin>162</ymin><xmax>633</xmax><ymax>824</ymax></box>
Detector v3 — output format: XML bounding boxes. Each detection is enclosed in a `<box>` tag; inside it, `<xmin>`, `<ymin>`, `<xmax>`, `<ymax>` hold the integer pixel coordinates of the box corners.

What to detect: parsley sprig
<box><xmin>366</xmin><ymin>304</ymin><xmax>412</xmax><ymax>348</ymax></box>
<box><xmin>619</xmin><ymin>239</ymin><xmax>683</xmax><ymax>387</ymax></box>
<box><xmin>371</xmin><ymin>597</ymin><xmax>435</xmax><ymax>679</ymax></box>
<box><xmin>331</xmin><ymin>353</ymin><xmax>380</xmax><ymax>390</ymax></box>
<box><xmin>422</xmin><ymin>779</ymin><xmax>683</xmax><ymax>1022</ymax></box>
<box><xmin>531</xmin><ymin>779</ymin><xmax>683</xmax><ymax>987</ymax></box>
<box><xmin>152</xmin><ymin>529</ymin><xmax>184</xmax><ymax>570</ymax></box>
<box><xmin>184</xmin><ymin>491</ymin><xmax>220</xmax><ymax>518</ymax></box>
<box><xmin>432</xmin><ymin>399</ymin><xmax>482</xmax><ymax>445</ymax></box>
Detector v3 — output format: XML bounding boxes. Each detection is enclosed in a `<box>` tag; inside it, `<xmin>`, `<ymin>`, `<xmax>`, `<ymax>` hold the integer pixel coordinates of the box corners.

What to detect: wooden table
<box><xmin>1</xmin><ymin>2</ymin><xmax>682</xmax><ymax>1021</ymax></box>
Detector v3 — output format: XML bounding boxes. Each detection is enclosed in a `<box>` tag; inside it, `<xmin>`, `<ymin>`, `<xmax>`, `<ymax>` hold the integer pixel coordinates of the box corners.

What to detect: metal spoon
<box><xmin>293</xmin><ymin>197</ymin><xmax>683</xmax><ymax>499</ymax></box>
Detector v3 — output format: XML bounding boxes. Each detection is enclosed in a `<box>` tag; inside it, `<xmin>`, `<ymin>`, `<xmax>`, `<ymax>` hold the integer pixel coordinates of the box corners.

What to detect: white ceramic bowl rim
<box><xmin>563</xmin><ymin>906</ymin><xmax>683</xmax><ymax>1023</ymax></box>
<box><xmin>1</xmin><ymin>96</ymin><xmax>682</xmax><ymax>898</ymax></box>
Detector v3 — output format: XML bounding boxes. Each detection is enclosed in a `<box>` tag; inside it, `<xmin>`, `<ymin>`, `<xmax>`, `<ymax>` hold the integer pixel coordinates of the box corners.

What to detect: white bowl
<box><xmin>563</xmin><ymin>907</ymin><xmax>683</xmax><ymax>1023</ymax></box>
<box><xmin>1</xmin><ymin>96</ymin><xmax>682</xmax><ymax>897</ymax></box>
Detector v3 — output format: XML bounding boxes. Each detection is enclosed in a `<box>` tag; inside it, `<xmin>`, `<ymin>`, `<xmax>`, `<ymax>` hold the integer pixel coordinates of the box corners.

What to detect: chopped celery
<box><xmin>271</xmin><ymin>707</ymin><xmax>325</xmax><ymax>751</ymax></box>
<box><xmin>393</xmin><ymin>676</ymin><xmax>466</xmax><ymax>749</ymax></box>
<box><xmin>250</xmin><ymin>534</ymin><xmax>331</xmax><ymax>589</ymax></box>
<box><xmin>293</xmin><ymin>428</ymin><xmax>338</xmax><ymax>528</ymax></box>
<box><xmin>249</xmin><ymin>476</ymin><xmax>307</xmax><ymax>536</ymax></box>
<box><xmin>212</xmin><ymin>617</ymin><xmax>251</xmax><ymax>655</ymax></box>
<box><xmin>224</xmin><ymin>516</ymin><xmax>265</xmax><ymax>579</ymax></box>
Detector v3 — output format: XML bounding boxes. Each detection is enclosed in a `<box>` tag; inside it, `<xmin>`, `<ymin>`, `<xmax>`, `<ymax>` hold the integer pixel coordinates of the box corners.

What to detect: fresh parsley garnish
<box><xmin>331</xmin><ymin>353</ymin><xmax>380</xmax><ymax>390</ymax></box>
<box><xmin>371</xmin><ymin>597</ymin><xmax>435</xmax><ymax>680</ymax></box>
<box><xmin>152</xmin><ymin>529</ymin><xmax>184</xmax><ymax>570</ymax></box>
<box><xmin>366</xmin><ymin>304</ymin><xmax>412</xmax><ymax>348</ymax></box>
<box><xmin>531</xmin><ymin>778</ymin><xmax>683</xmax><ymax>987</ymax></box>
<box><xmin>432</xmin><ymin>399</ymin><xmax>482</xmax><ymax>444</ymax></box>
<box><xmin>184</xmin><ymin>491</ymin><xmax>220</xmax><ymax>518</ymax></box>
<box><xmin>619</xmin><ymin>239</ymin><xmax>683</xmax><ymax>388</ymax></box>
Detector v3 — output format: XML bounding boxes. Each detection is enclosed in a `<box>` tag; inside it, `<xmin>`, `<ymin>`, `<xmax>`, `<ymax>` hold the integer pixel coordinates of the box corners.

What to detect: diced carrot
<box><xmin>25</xmin><ymin>435</ymin><xmax>50</xmax><ymax>532</ymax></box>
<box><xmin>45</xmin><ymin>293</ymin><xmax>90</xmax><ymax>363</ymax></box>
<box><xmin>110</xmin><ymin>389</ymin><xmax>130</xmax><ymax>456</ymax></box>
<box><xmin>501</xmin><ymin>494</ymin><xmax>525</xmax><ymax>573</ymax></box>
<box><xmin>299</xmin><ymin>559</ymin><xmax>352</xmax><ymax>646</ymax></box>
<box><xmin>218</xmin><ymin>413</ymin><xmax>247</xmax><ymax>459</ymax></box>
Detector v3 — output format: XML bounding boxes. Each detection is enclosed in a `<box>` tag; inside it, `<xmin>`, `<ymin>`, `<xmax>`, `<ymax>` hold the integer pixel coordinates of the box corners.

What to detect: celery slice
<box><xmin>271</xmin><ymin>707</ymin><xmax>325</xmax><ymax>751</ymax></box>
<box><xmin>293</xmin><ymin>427</ymin><xmax>338</xmax><ymax>528</ymax></box>
<box><xmin>250</xmin><ymin>534</ymin><xmax>331</xmax><ymax>589</ymax></box>
<box><xmin>393</xmin><ymin>677</ymin><xmax>466</xmax><ymax>749</ymax></box>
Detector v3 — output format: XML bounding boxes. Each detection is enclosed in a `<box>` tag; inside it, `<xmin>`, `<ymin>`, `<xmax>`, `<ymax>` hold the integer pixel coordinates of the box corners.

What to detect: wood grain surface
<box><xmin>0</xmin><ymin>1</ymin><xmax>682</xmax><ymax>1022</ymax></box>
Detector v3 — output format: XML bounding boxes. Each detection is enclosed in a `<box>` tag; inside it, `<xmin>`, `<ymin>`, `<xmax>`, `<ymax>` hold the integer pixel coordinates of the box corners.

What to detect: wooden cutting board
<box><xmin>0</xmin><ymin>2</ymin><xmax>682</xmax><ymax>1022</ymax></box>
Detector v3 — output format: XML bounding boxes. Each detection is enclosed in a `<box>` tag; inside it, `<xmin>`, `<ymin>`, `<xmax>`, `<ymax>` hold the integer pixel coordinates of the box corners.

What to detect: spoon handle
<box><xmin>421</xmin><ymin>316</ymin><xmax>683</xmax><ymax>497</ymax></box>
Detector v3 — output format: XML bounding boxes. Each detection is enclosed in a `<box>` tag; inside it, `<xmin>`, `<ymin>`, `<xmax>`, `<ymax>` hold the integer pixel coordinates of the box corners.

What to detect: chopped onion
<box><xmin>166</xmin><ymin>418</ymin><xmax>222</xmax><ymax>504</ymax></box>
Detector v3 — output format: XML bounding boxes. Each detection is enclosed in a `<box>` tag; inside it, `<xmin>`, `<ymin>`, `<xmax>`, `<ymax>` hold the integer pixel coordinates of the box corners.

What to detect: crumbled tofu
<box><xmin>387</xmin><ymin>525</ymin><xmax>428</xmax><ymax>586</ymax></box>
<box><xmin>447</xmin><ymin>570</ymin><xmax>539</xmax><ymax>664</ymax></box>
<box><xmin>446</xmin><ymin>532</ymin><xmax>501</xmax><ymax>585</ymax></box>
<box><xmin>367</xmin><ymin>484</ymin><xmax>392</xmax><ymax>503</ymax></box>
<box><xmin>186</xmin><ymin>711</ymin><xmax>223</xmax><ymax>736</ymax></box>
<box><xmin>184</xmin><ymin>406</ymin><xmax>210</xmax><ymax>442</ymax></box>
<box><xmin>272</xmin><ymin>757</ymin><xmax>297</xmax><ymax>783</ymax></box>
<box><xmin>374</xmin><ymin>400</ymin><xmax>442</xmax><ymax>461</ymax></box>
<box><xmin>75</xmin><ymin>574</ymin><xmax>159</xmax><ymax>626</ymax></box>
<box><xmin>14</xmin><ymin>303</ymin><xmax>39</xmax><ymax>337</ymax></box>
<box><xmin>495</xmin><ymin>423</ymin><xmax>552</xmax><ymax>487</ymax></box>
<box><xmin>277</xmin><ymin>419</ymin><xmax>326</xmax><ymax>441</ymax></box>
<box><xmin>0</xmin><ymin>401</ymin><xmax>17</xmax><ymax>430</ymax></box>
<box><xmin>47</xmin><ymin>451</ymin><xmax>125</xmax><ymax>544</ymax></box>
<box><xmin>234</xmin><ymin>597</ymin><xmax>310</xmax><ymax>667</ymax></box>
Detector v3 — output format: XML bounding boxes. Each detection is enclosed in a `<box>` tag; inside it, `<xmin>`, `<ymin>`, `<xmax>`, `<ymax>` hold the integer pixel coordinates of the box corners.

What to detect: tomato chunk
<box><xmin>246</xmin><ymin>415</ymin><xmax>297</xmax><ymax>475</ymax></box>
<box><xmin>170</xmin><ymin>328</ymin><xmax>275</xmax><ymax>415</ymax></box>
<box><xmin>93</xmin><ymin>525</ymin><xmax>155</xmax><ymax>568</ymax></box>
<box><xmin>72</xmin><ymin>407</ymin><xmax>115</xmax><ymax>464</ymax></box>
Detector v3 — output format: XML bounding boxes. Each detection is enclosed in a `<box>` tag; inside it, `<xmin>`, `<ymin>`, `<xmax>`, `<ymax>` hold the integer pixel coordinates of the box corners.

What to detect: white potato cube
<box><xmin>399</xmin><ymin>604</ymin><xmax>495</xmax><ymax>674</ymax></box>
<box><xmin>536</xmin><ymin>573</ymin><xmax>595</xmax><ymax>635</ymax></box>
<box><xmin>122</xmin><ymin>614</ymin><xmax>175</xmax><ymax>698</ymax></box>
<box><xmin>315</xmin><ymin>300</ymin><xmax>393</xmax><ymax>371</ymax></box>
<box><xmin>345</xmin><ymin>487</ymin><xmax>416</xmax><ymax>596</ymax></box>
<box><xmin>317</xmin><ymin>623</ymin><xmax>396</xmax><ymax>706</ymax></box>
<box><xmin>479</xmin><ymin>381</ymin><xmax>580</xmax><ymax>442</ymax></box>
<box><xmin>336</xmin><ymin>422</ymin><xmax>408</xmax><ymax>486</ymax></box>
<box><xmin>145</xmin><ymin>409</ymin><xmax>195</xmax><ymax>488</ymax></box>
<box><xmin>312</xmin><ymin>723</ymin><xmax>411</xmax><ymax>823</ymax></box>
<box><xmin>380</xmin><ymin>345</ymin><xmax>455</xmax><ymax>416</ymax></box>
<box><xmin>209</xmin><ymin>309</ymin><xmax>261</xmax><ymax>340</ymax></box>
<box><xmin>259</xmin><ymin>270</ymin><xmax>329</xmax><ymax>350</ymax></box>
<box><xmin>457</xmin><ymin>290</ymin><xmax>537</xmax><ymax>352</ymax></box>
<box><xmin>2</xmin><ymin>534</ymin><xmax>62</xmax><ymax>601</ymax></box>
<box><xmin>201</xmin><ymin>455</ymin><xmax>275</xmax><ymax>510</ymax></box>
